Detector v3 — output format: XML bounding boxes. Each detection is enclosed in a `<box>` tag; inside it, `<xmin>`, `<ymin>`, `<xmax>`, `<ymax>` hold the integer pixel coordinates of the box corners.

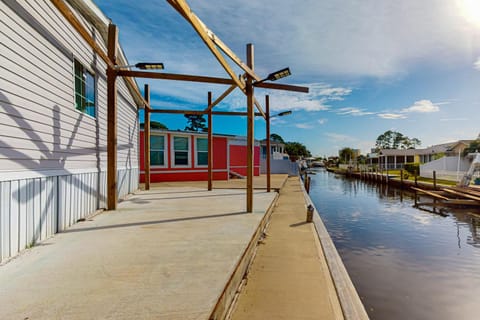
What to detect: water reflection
<box><xmin>309</xmin><ymin>169</ymin><xmax>480</xmax><ymax>320</ymax></box>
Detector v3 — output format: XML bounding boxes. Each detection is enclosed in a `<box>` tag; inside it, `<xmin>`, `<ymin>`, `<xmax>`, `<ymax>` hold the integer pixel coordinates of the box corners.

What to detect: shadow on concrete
<box><xmin>61</xmin><ymin>211</ymin><xmax>248</xmax><ymax>234</ymax></box>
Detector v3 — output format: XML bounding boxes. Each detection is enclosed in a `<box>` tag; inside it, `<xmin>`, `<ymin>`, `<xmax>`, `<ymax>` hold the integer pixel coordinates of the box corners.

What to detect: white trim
<box><xmin>195</xmin><ymin>137</ymin><xmax>208</xmax><ymax>168</ymax></box>
<box><xmin>170</xmin><ymin>135</ymin><xmax>191</xmax><ymax>168</ymax></box>
<box><xmin>0</xmin><ymin>167</ymin><xmax>139</xmax><ymax>182</ymax></box>
<box><xmin>150</xmin><ymin>134</ymin><xmax>167</xmax><ymax>168</ymax></box>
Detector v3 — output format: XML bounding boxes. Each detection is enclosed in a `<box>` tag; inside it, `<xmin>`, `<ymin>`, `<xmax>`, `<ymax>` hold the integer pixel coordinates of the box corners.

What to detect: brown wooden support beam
<box><xmin>117</xmin><ymin>70</ymin><xmax>235</xmax><ymax>85</ymax></box>
<box><xmin>107</xmin><ymin>23</ymin><xmax>118</xmax><ymax>210</ymax></box>
<box><xmin>208</xmin><ymin>92</ymin><xmax>213</xmax><ymax>191</ymax></box>
<box><xmin>246</xmin><ymin>44</ymin><xmax>255</xmax><ymax>213</ymax></box>
<box><xmin>149</xmin><ymin>109</ymin><xmax>263</xmax><ymax>116</ymax></box>
<box><xmin>266</xmin><ymin>95</ymin><xmax>271</xmax><ymax>193</ymax></box>
<box><xmin>204</xmin><ymin>85</ymin><xmax>236</xmax><ymax>112</ymax></box>
<box><xmin>51</xmin><ymin>0</ymin><xmax>147</xmax><ymax>107</ymax></box>
<box><xmin>254</xmin><ymin>82</ymin><xmax>309</xmax><ymax>93</ymax></box>
<box><xmin>144</xmin><ymin>84</ymin><xmax>151</xmax><ymax>191</ymax></box>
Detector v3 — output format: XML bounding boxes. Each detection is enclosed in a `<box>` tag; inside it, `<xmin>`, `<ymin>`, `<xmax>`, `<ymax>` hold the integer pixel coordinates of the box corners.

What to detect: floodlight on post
<box><xmin>255</xmin><ymin>67</ymin><xmax>291</xmax><ymax>84</ymax></box>
<box><xmin>114</xmin><ymin>62</ymin><xmax>164</xmax><ymax>70</ymax></box>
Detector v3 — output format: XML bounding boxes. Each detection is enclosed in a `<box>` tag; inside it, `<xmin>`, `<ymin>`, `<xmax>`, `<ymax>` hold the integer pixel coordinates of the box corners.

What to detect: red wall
<box><xmin>229</xmin><ymin>145</ymin><xmax>260</xmax><ymax>176</ymax></box>
<box><xmin>140</xmin><ymin>131</ymin><xmax>259</xmax><ymax>182</ymax></box>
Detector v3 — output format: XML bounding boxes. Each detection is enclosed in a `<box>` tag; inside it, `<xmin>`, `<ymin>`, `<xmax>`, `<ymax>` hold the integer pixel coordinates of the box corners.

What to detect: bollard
<box><xmin>306</xmin><ymin>204</ymin><xmax>314</xmax><ymax>223</ymax></box>
<box><xmin>306</xmin><ymin>176</ymin><xmax>311</xmax><ymax>194</ymax></box>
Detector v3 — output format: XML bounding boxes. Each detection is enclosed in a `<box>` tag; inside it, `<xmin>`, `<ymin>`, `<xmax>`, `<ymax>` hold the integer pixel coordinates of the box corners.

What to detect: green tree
<box><xmin>339</xmin><ymin>147</ymin><xmax>356</xmax><ymax>164</ymax></box>
<box><xmin>463</xmin><ymin>139</ymin><xmax>480</xmax><ymax>156</ymax></box>
<box><xmin>285</xmin><ymin>141</ymin><xmax>311</xmax><ymax>157</ymax></box>
<box><xmin>184</xmin><ymin>114</ymin><xmax>207</xmax><ymax>132</ymax></box>
<box><xmin>375</xmin><ymin>130</ymin><xmax>421</xmax><ymax>149</ymax></box>
<box><xmin>140</xmin><ymin>121</ymin><xmax>168</xmax><ymax>130</ymax></box>
<box><xmin>270</xmin><ymin>133</ymin><xmax>284</xmax><ymax>143</ymax></box>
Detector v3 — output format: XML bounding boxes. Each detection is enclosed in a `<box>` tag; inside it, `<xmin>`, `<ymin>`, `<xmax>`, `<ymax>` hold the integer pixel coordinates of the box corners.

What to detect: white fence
<box><xmin>0</xmin><ymin>167</ymin><xmax>138</xmax><ymax>263</ymax></box>
<box><xmin>260</xmin><ymin>159</ymin><xmax>299</xmax><ymax>176</ymax></box>
<box><xmin>420</xmin><ymin>156</ymin><xmax>470</xmax><ymax>182</ymax></box>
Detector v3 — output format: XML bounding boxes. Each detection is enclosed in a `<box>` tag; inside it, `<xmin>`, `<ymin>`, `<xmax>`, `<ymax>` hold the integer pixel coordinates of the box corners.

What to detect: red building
<box><xmin>139</xmin><ymin>130</ymin><xmax>260</xmax><ymax>182</ymax></box>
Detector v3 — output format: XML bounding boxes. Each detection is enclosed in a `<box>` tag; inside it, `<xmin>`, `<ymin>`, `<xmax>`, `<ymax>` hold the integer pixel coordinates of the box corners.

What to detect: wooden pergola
<box><xmin>53</xmin><ymin>0</ymin><xmax>308</xmax><ymax>212</ymax></box>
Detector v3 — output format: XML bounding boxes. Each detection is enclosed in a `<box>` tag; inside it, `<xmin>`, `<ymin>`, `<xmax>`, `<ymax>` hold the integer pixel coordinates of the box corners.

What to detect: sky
<box><xmin>95</xmin><ymin>0</ymin><xmax>480</xmax><ymax>157</ymax></box>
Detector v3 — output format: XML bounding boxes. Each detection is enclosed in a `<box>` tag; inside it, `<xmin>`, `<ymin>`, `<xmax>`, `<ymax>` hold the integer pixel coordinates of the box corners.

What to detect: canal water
<box><xmin>309</xmin><ymin>169</ymin><xmax>480</xmax><ymax>320</ymax></box>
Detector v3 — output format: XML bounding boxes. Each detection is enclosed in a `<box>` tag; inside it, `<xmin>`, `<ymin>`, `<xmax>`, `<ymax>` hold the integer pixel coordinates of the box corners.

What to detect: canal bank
<box><xmin>308</xmin><ymin>168</ymin><xmax>480</xmax><ymax>320</ymax></box>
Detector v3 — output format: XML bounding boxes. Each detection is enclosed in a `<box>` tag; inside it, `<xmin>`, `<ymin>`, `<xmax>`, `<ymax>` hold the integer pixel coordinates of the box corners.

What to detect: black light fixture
<box><xmin>256</xmin><ymin>67</ymin><xmax>291</xmax><ymax>84</ymax></box>
<box><xmin>114</xmin><ymin>62</ymin><xmax>164</xmax><ymax>70</ymax></box>
<box><xmin>276</xmin><ymin>110</ymin><xmax>292</xmax><ymax>117</ymax></box>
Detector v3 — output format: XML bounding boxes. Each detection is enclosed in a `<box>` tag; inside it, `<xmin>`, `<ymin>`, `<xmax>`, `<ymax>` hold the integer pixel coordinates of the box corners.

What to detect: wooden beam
<box><xmin>411</xmin><ymin>187</ymin><xmax>450</xmax><ymax>200</ymax></box>
<box><xmin>144</xmin><ymin>84</ymin><xmax>151</xmax><ymax>191</ymax></box>
<box><xmin>254</xmin><ymin>82</ymin><xmax>309</xmax><ymax>93</ymax></box>
<box><xmin>246</xmin><ymin>44</ymin><xmax>255</xmax><ymax>213</ymax></box>
<box><xmin>107</xmin><ymin>24</ymin><xmax>118</xmax><ymax>210</ymax></box>
<box><xmin>266</xmin><ymin>95</ymin><xmax>271</xmax><ymax>193</ymax></box>
<box><xmin>204</xmin><ymin>85</ymin><xmax>236</xmax><ymax>111</ymax></box>
<box><xmin>149</xmin><ymin>109</ymin><xmax>263</xmax><ymax>116</ymax></box>
<box><xmin>117</xmin><ymin>70</ymin><xmax>235</xmax><ymax>85</ymax></box>
<box><xmin>253</xmin><ymin>97</ymin><xmax>266</xmax><ymax>119</ymax></box>
<box><xmin>442</xmin><ymin>188</ymin><xmax>480</xmax><ymax>202</ymax></box>
<box><xmin>208</xmin><ymin>92</ymin><xmax>213</xmax><ymax>191</ymax></box>
<box><xmin>51</xmin><ymin>0</ymin><xmax>147</xmax><ymax>108</ymax></box>
<box><xmin>166</xmin><ymin>0</ymin><xmax>245</xmax><ymax>90</ymax></box>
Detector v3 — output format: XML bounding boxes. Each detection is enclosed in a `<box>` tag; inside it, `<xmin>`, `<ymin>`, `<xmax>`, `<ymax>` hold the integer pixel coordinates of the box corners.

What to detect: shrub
<box><xmin>404</xmin><ymin>162</ymin><xmax>419</xmax><ymax>175</ymax></box>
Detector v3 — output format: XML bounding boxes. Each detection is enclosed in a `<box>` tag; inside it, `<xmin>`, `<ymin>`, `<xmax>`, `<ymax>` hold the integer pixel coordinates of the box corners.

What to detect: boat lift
<box><xmin>458</xmin><ymin>153</ymin><xmax>480</xmax><ymax>187</ymax></box>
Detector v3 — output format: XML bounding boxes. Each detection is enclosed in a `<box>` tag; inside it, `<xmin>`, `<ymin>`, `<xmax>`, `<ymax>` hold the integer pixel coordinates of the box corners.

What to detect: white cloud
<box><xmin>378</xmin><ymin>113</ymin><xmax>407</xmax><ymax>119</ymax></box>
<box><xmin>475</xmin><ymin>57</ymin><xmax>480</xmax><ymax>70</ymax></box>
<box><xmin>335</xmin><ymin>107</ymin><xmax>375</xmax><ymax>116</ymax></box>
<box><xmin>439</xmin><ymin>118</ymin><xmax>468</xmax><ymax>121</ymax></box>
<box><xmin>295</xmin><ymin>123</ymin><xmax>314</xmax><ymax>129</ymax></box>
<box><xmin>402</xmin><ymin>99</ymin><xmax>440</xmax><ymax>113</ymax></box>
<box><xmin>325</xmin><ymin>133</ymin><xmax>356</xmax><ymax>142</ymax></box>
<box><xmin>318</xmin><ymin>118</ymin><xmax>328</xmax><ymax>125</ymax></box>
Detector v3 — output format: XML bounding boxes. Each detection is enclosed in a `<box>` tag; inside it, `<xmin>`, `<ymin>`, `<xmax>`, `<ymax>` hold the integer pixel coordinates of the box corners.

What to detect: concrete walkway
<box><xmin>230</xmin><ymin>177</ymin><xmax>344</xmax><ymax>320</ymax></box>
<box><xmin>0</xmin><ymin>187</ymin><xmax>277</xmax><ymax>319</ymax></box>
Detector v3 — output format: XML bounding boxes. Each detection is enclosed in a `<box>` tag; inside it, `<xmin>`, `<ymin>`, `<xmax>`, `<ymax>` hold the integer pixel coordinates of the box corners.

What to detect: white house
<box><xmin>0</xmin><ymin>0</ymin><xmax>141</xmax><ymax>262</ymax></box>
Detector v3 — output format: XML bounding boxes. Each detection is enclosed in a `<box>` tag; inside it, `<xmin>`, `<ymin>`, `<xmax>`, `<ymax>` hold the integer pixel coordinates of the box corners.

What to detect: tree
<box><xmin>375</xmin><ymin>130</ymin><xmax>421</xmax><ymax>150</ymax></box>
<box><xmin>338</xmin><ymin>147</ymin><xmax>356</xmax><ymax>164</ymax></box>
<box><xmin>463</xmin><ymin>139</ymin><xmax>480</xmax><ymax>156</ymax></box>
<box><xmin>184</xmin><ymin>114</ymin><xmax>207</xmax><ymax>132</ymax></box>
<box><xmin>270</xmin><ymin>133</ymin><xmax>284</xmax><ymax>143</ymax></box>
<box><xmin>285</xmin><ymin>141</ymin><xmax>311</xmax><ymax>157</ymax></box>
<box><xmin>140</xmin><ymin>121</ymin><xmax>168</xmax><ymax>130</ymax></box>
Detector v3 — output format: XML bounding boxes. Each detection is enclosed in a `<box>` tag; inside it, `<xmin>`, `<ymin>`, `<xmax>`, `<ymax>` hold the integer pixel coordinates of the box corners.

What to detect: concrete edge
<box><xmin>208</xmin><ymin>191</ymin><xmax>280</xmax><ymax>320</ymax></box>
<box><xmin>299</xmin><ymin>176</ymin><xmax>370</xmax><ymax>320</ymax></box>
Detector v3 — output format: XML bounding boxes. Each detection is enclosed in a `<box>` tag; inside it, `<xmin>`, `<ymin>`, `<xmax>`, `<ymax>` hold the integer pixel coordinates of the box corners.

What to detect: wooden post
<box><xmin>415</xmin><ymin>172</ymin><xmax>418</xmax><ymax>186</ymax></box>
<box><xmin>433</xmin><ymin>170</ymin><xmax>437</xmax><ymax>190</ymax></box>
<box><xmin>306</xmin><ymin>176</ymin><xmax>311</xmax><ymax>194</ymax></box>
<box><xmin>246</xmin><ymin>44</ymin><xmax>254</xmax><ymax>213</ymax></box>
<box><xmin>208</xmin><ymin>91</ymin><xmax>213</xmax><ymax>191</ymax></box>
<box><xmin>400</xmin><ymin>169</ymin><xmax>404</xmax><ymax>187</ymax></box>
<box><xmin>266</xmin><ymin>95</ymin><xmax>271</xmax><ymax>193</ymax></box>
<box><xmin>107</xmin><ymin>24</ymin><xmax>118</xmax><ymax>210</ymax></box>
<box><xmin>144</xmin><ymin>84</ymin><xmax>151</xmax><ymax>191</ymax></box>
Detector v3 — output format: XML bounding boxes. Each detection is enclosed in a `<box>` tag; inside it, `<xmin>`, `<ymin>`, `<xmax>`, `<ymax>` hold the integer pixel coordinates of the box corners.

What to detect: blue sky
<box><xmin>95</xmin><ymin>0</ymin><xmax>480</xmax><ymax>157</ymax></box>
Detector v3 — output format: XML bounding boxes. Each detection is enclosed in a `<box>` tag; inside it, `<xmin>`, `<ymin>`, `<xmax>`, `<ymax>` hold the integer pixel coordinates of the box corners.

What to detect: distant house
<box><xmin>139</xmin><ymin>129</ymin><xmax>260</xmax><ymax>182</ymax></box>
<box><xmin>259</xmin><ymin>139</ymin><xmax>289</xmax><ymax>160</ymax></box>
<box><xmin>367</xmin><ymin>139</ymin><xmax>475</xmax><ymax>170</ymax></box>
<box><xmin>0</xmin><ymin>0</ymin><xmax>141</xmax><ymax>262</ymax></box>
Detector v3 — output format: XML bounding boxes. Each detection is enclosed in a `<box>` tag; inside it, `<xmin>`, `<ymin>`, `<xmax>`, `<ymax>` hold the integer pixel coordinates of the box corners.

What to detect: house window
<box><xmin>74</xmin><ymin>60</ymin><xmax>95</xmax><ymax>117</ymax></box>
<box><xmin>173</xmin><ymin>136</ymin><xmax>189</xmax><ymax>166</ymax></box>
<box><xmin>196</xmin><ymin>138</ymin><xmax>208</xmax><ymax>166</ymax></box>
<box><xmin>150</xmin><ymin>135</ymin><xmax>165</xmax><ymax>166</ymax></box>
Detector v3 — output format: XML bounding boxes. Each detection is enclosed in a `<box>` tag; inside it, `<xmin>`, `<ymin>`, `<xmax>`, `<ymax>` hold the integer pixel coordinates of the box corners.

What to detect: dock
<box><xmin>0</xmin><ymin>174</ymin><xmax>366</xmax><ymax>319</ymax></box>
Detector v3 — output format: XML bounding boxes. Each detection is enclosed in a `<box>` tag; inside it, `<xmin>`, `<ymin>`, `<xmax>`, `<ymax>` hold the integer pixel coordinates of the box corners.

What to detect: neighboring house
<box><xmin>139</xmin><ymin>129</ymin><xmax>260</xmax><ymax>182</ymax></box>
<box><xmin>367</xmin><ymin>139</ymin><xmax>475</xmax><ymax>170</ymax></box>
<box><xmin>260</xmin><ymin>139</ymin><xmax>289</xmax><ymax>160</ymax></box>
<box><xmin>0</xmin><ymin>0</ymin><xmax>141</xmax><ymax>262</ymax></box>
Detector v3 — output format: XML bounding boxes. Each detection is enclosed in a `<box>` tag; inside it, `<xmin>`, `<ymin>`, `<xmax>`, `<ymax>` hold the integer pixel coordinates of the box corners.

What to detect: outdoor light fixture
<box><xmin>114</xmin><ymin>62</ymin><xmax>164</xmax><ymax>70</ymax></box>
<box><xmin>276</xmin><ymin>110</ymin><xmax>292</xmax><ymax>117</ymax></box>
<box><xmin>255</xmin><ymin>67</ymin><xmax>291</xmax><ymax>84</ymax></box>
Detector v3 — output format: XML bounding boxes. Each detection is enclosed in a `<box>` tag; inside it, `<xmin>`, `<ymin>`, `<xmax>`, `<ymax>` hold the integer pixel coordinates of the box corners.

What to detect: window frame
<box><xmin>73</xmin><ymin>59</ymin><xmax>96</xmax><ymax>118</ymax></box>
<box><xmin>195</xmin><ymin>137</ymin><xmax>209</xmax><ymax>167</ymax></box>
<box><xmin>150</xmin><ymin>134</ymin><xmax>167</xmax><ymax>168</ymax></box>
<box><xmin>171</xmin><ymin>135</ymin><xmax>191</xmax><ymax>168</ymax></box>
